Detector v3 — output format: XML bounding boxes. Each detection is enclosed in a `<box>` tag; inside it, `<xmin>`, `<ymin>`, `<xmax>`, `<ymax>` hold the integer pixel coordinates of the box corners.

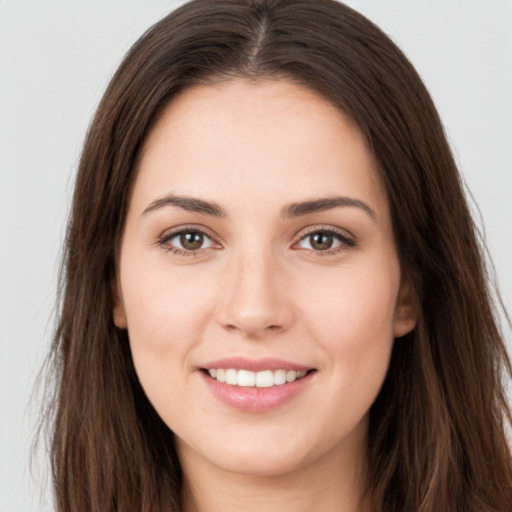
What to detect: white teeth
<box><xmin>274</xmin><ymin>369</ymin><xmax>286</xmax><ymax>385</ymax></box>
<box><xmin>207</xmin><ymin>368</ymin><xmax>308</xmax><ymax>387</ymax></box>
<box><xmin>225</xmin><ymin>369</ymin><xmax>237</xmax><ymax>385</ymax></box>
<box><xmin>255</xmin><ymin>370</ymin><xmax>274</xmax><ymax>388</ymax></box>
<box><xmin>286</xmin><ymin>370</ymin><xmax>297</xmax><ymax>383</ymax></box>
<box><xmin>237</xmin><ymin>369</ymin><xmax>256</xmax><ymax>387</ymax></box>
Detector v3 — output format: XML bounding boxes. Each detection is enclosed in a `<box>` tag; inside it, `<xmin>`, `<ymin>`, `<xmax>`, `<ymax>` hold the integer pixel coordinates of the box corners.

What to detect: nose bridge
<box><xmin>217</xmin><ymin>241</ymin><xmax>292</xmax><ymax>336</ymax></box>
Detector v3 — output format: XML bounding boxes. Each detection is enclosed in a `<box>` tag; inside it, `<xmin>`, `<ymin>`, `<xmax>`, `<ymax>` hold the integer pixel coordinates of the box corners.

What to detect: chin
<box><xmin>175</xmin><ymin>416</ymin><xmax>367</xmax><ymax>480</ymax></box>
<box><xmin>192</xmin><ymin>442</ymin><xmax>315</xmax><ymax>478</ymax></box>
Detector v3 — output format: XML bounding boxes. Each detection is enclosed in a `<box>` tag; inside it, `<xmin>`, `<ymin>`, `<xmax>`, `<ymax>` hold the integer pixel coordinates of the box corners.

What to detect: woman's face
<box><xmin>114</xmin><ymin>79</ymin><xmax>417</xmax><ymax>478</ymax></box>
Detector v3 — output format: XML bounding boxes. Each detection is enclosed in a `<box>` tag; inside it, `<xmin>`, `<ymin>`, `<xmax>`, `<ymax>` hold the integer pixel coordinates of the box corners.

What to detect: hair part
<box><xmin>47</xmin><ymin>1</ymin><xmax>512</xmax><ymax>510</ymax></box>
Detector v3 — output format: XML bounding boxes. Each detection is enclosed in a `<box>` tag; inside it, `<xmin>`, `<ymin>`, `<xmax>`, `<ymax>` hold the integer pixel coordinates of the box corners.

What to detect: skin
<box><xmin>114</xmin><ymin>79</ymin><xmax>417</xmax><ymax>512</ymax></box>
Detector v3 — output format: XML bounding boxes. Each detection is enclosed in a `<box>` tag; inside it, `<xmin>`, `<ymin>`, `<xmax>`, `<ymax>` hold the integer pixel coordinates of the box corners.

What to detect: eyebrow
<box><xmin>143</xmin><ymin>194</ymin><xmax>226</xmax><ymax>217</ymax></box>
<box><xmin>281</xmin><ymin>196</ymin><xmax>376</xmax><ymax>221</ymax></box>
<box><xmin>142</xmin><ymin>193</ymin><xmax>376</xmax><ymax>221</ymax></box>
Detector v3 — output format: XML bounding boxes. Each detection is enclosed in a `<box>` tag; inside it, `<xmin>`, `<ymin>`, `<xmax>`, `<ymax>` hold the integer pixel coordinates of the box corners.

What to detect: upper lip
<box><xmin>201</xmin><ymin>357</ymin><xmax>313</xmax><ymax>372</ymax></box>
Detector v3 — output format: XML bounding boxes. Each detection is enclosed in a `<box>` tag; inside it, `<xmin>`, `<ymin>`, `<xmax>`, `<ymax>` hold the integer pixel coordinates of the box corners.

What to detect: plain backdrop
<box><xmin>1</xmin><ymin>1</ymin><xmax>511</xmax><ymax>511</ymax></box>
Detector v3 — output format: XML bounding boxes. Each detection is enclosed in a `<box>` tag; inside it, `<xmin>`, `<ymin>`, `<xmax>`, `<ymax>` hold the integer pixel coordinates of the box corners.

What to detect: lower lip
<box><xmin>200</xmin><ymin>371</ymin><xmax>314</xmax><ymax>412</ymax></box>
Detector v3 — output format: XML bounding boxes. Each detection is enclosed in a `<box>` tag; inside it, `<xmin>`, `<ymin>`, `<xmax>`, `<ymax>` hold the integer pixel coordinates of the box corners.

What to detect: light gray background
<box><xmin>1</xmin><ymin>1</ymin><xmax>511</xmax><ymax>511</ymax></box>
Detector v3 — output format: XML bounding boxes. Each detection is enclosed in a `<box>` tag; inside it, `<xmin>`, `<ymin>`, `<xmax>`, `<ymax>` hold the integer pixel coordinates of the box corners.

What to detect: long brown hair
<box><xmin>46</xmin><ymin>0</ymin><xmax>512</xmax><ymax>510</ymax></box>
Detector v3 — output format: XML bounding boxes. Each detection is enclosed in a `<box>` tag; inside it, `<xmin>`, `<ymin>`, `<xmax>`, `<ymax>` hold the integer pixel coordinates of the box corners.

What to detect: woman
<box><xmin>47</xmin><ymin>0</ymin><xmax>512</xmax><ymax>510</ymax></box>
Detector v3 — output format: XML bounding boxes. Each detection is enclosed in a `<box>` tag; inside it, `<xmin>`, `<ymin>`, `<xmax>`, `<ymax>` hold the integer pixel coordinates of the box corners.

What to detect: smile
<box><xmin>200</xmin><ymin>358</ymin><xmax>315</xmax><ymax>411</ymax></box>
<box><xmin>206</xmin><ymin>368</ymin><xmax>308</xmax><ymax>388</ymax></box>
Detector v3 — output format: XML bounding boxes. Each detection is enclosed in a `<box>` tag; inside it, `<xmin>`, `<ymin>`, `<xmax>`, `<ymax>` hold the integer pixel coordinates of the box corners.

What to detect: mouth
<box><xmin>201</xmin><ymin>368</ymin><xmax>312</xmax><ymax>388</ymax></box>
<box><xmin>198</xmin><ymin>356</ymin><xmax>317</xmax><ymax>412</ymax></box>
<box><xmin>199</xmin><ymin>357</ymin><xmax>317</xmax><ymax>411</ymax></box>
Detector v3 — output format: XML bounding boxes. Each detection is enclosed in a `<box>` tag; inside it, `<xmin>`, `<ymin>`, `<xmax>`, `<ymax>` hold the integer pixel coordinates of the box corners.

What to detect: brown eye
<box><xmin>163</xmin><ymin>229</ymin><xmax>215</xmax><ymax>253</ymax></box>
<box><xmin>295</xmin><ymin>228</ymin><xmax>354</xmax><ymax>253</ymax></box>
<box><xmin>180</xmin><ymin>231</ymin><xmax>204</xmax><ymax>250</ymax></box>
<box><xmin>309</xmin><ymin>232</ymin><xmax>334</xmax><ymax>251</ymax></box>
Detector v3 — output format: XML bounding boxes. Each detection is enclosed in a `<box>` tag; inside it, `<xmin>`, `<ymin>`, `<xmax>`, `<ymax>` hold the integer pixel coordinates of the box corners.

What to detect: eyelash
<box><xmin>156</xmin><ymin>225</ymin><xmax>356</xmax><ymax>257</ymax></box>
<box><xmin>293</xmin><ymin>226</ymin><xmax>356</xmax><ymax>255</ymax></box>
<box><xmin>156</xmin><ymin>225</ymin><xmax>218</xmax><ymax>257</ymax></box>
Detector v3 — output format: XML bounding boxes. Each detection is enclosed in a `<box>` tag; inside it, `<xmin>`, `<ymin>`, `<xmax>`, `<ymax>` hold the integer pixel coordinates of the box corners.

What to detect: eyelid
<box><xmin>291</xmin><ymin>224</ymin><xmax>356</xmax><ymax>252</ymax></box>
<box><xmin>156</xmin><ymin>224</ymin><xmax>223</xmax><ymax>254</ymax></box>
<box><xmin>293</xmin><ymin>224</ymin><xmax>355</xmax><ymax>242</ymax></box>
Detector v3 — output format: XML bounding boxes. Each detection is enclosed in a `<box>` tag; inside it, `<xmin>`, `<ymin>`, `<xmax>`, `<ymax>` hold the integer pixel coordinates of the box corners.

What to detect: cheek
<box><xmin>297</xmin><ymin>265</ymin><xmax>399</xmax><ymax>396</ymax></box>
<box><xmin>120</xmin><ymin>262</ymin><xmax>218</xmax><ymax>392</ymax></box>
<box><xmin>123</xmin><ymin>260</ymin><xmax>214</xmax><ymax>340</ymax></box>
<box><xmin>301</xmin><ymin>264</ymin><xmax>399</xmax><ymax>337</ymax></box>
<box><xmin>121</xmin><ymin>270</ymin><xmax>219</xmax><ymax>427</ymax></box>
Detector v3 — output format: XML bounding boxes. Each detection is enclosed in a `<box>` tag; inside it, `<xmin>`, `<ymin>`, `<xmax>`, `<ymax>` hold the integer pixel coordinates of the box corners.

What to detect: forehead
<box><xmin>133</xmin><ymin>79</ymin><xmax>387</xmax><ymax>218</ymax></box>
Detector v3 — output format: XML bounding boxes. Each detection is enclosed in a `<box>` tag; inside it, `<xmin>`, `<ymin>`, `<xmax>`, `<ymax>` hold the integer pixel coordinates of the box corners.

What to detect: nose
<box><xmin>216</xmin><ymin>248</ymin><xmax>294</xmax><ymax>338</ymax></box>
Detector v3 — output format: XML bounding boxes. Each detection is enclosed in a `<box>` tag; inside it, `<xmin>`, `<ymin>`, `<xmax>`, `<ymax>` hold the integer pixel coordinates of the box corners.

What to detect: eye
<box><xmin>294</xmin><ymin>228</ymin><xmax>355</xmax><ymax>253</ymax></box>
<box><xmin>158</xmin><ymin>227</ymin><xmax>218</xmax><ymax>255</ymax></box>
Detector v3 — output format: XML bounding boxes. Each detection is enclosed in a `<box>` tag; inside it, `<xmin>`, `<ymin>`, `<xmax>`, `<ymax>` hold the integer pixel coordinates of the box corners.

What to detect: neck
<box><xmin>178</xmin><ymin>427</ymin><xmax>370</xmax><ymax>512</ymax></box>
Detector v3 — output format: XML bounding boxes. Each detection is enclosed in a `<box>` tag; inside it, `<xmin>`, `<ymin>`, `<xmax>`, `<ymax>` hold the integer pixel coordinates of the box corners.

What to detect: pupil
<box><xmin>180</xmin><ymin>232</ymin><xmax>203</xmax><ymax>250</ymax></box>
<box><xmin>311</xmin><ymin>232</ymin><xmax>333</xmax><ymax>250</ymax></box>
